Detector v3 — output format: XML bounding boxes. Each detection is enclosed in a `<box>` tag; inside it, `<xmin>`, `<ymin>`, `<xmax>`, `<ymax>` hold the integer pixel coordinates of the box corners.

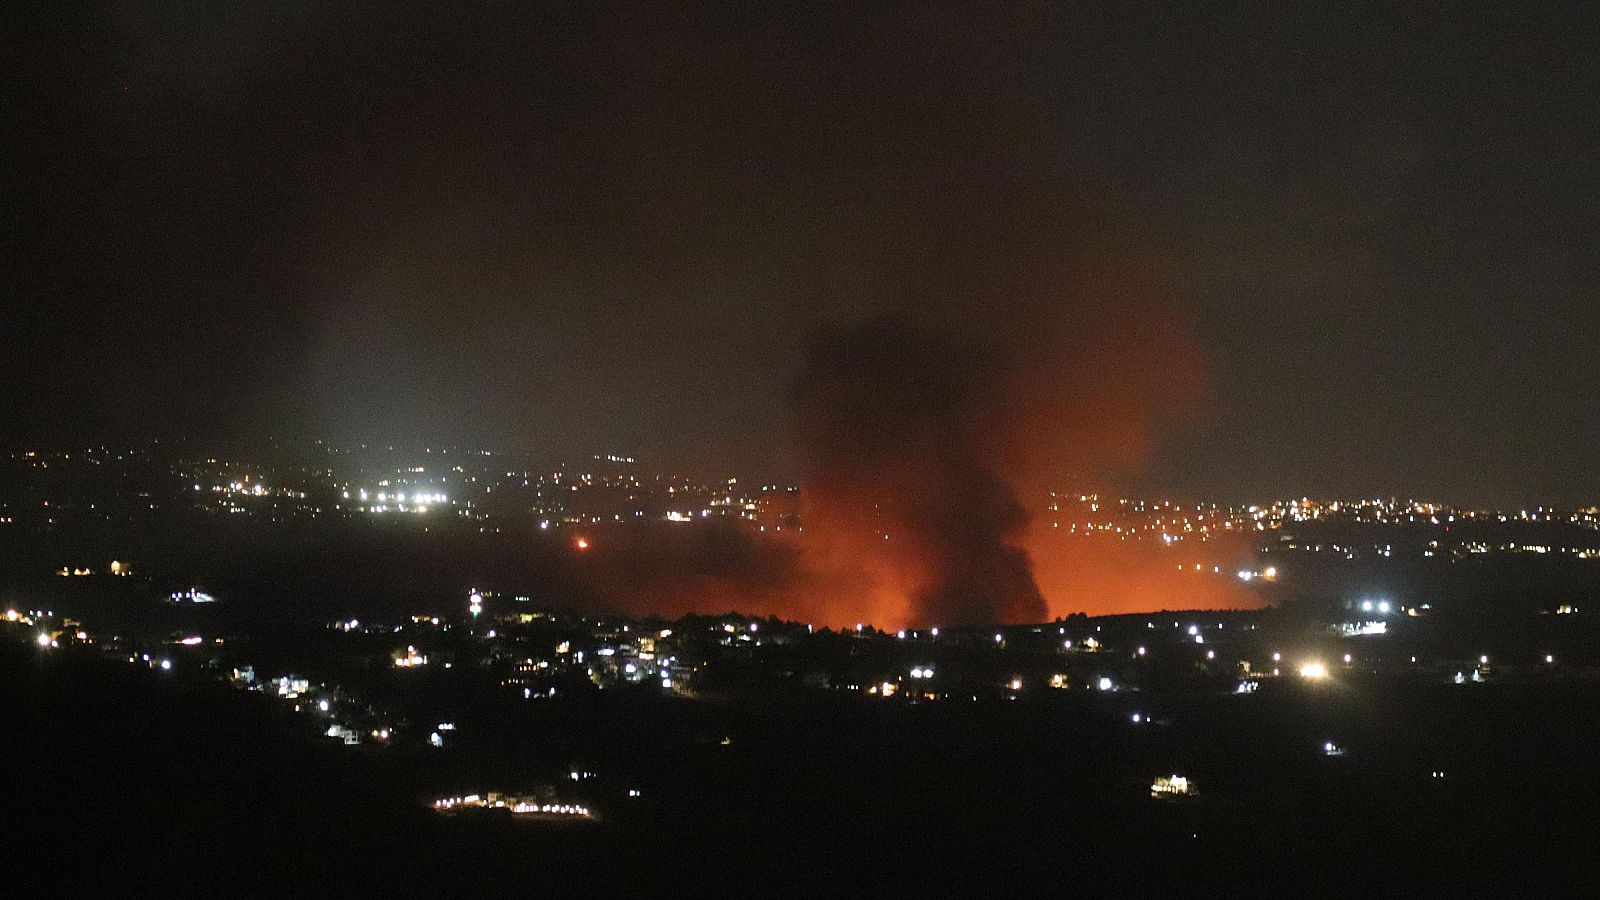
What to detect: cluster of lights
<box><xmin>355</xmin><ymin>489</ymin><xmax>448</xmax><ymax>505</ymax></box>
<box><xmin>275</xmin><ymin>676</ymin><xmax>311</xmax><ymax>697</ymax></box>
<box><xmin>10</xmin><ymin>599</ymin><xmax>424</xmax><ymax>756</ymax></box>
<box><xmin>325</xmin><ymin>724</ymin><xmax>362</xmax><ymax>745</ymax></box>
<box><xmin>393</xmin><ymin>646</ymin><xmax>428</xmax><ymax>668</ymax></box>
<box><xmin>433</xmin><ymin>795</ymin><xmax>591</xmax><ymax>816</ymax></box>
<box><xmin>1061</xmin><ymin>493</ymin><xmax>1600</xmax><ymax>562</ymax></box>
<box><xmin>54</xmin><ymin>560</ymin><xmax>132</xmax><ymax>577</ymax></box>
<box><xmin>1151</xmin><ymin>774</ymin><xmax>1192</xmax><ymax>797</ymax></box>
<box><xmin>1235</xmin><ymin>567</ymin><xmax>1278</xmax><ymax>582</ymax></box>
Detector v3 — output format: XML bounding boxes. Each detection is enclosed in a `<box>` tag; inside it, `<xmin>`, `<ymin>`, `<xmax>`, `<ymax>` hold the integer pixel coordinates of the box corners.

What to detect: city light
<box><xmin>434</xmin><ymin>794</ymin><xmax>591</xmax><ymax>818</ymax></box>
<box><xmin>11</xmin><ymin>446</ymin><xmax>1599</xmax><ymax>870</ymax></box>
<box><xmin>1151</xmin><ymin>775</ymin><xmax>1192</xmax><ymax>798</ymax></box>
<box><xmin>394</xmin><ymin>647</ymin><xmax>428</xmax><ymax>668</ymax></box>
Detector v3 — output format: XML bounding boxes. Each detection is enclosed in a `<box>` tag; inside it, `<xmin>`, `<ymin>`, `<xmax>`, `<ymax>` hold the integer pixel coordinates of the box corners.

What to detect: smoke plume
<box><xmin>577</xmin><ymin>225</ymin><xmax>1257</xmax><ymax>627</ymax></box>
<box><xmin>788</xmin><ymin>318</ymin><xmax>1047</xmax><ymax>626</ymax></box>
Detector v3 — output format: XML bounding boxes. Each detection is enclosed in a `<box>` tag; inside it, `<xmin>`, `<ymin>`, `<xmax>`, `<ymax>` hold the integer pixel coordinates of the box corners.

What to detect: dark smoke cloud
<box><xmin>577</xmin><ymin>229</ymin><xmax>1242</xmax><ymax>628</ymax></box>
<box><xmin>788</xmin><ymin>318</ymin><xmax>1047</xmax><ymax>626</ymax></box>
<box><xmin>569</xmin><ymin>221</ymin><xmax>1236</xmax><ymax>627</ymax></box>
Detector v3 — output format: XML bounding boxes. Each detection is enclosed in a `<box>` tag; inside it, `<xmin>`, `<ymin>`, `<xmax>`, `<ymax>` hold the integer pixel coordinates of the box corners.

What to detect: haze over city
<box><xmin>9</xmin><ymin>2</ymin><xmax>1598</xmax><ymax>508</ymax></box>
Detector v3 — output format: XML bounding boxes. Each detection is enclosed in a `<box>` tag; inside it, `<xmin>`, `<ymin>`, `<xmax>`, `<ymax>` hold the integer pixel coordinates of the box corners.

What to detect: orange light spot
<box><xmin>575</xmin><ymin>538</ymin><xmax>590</xmax><ymax>550</ymax></box>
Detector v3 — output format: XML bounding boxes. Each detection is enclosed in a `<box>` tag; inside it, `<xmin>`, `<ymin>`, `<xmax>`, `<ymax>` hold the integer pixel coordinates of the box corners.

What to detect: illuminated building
<box><xmin>1151</xmin><ymin>775</ymin><xmax>1194</xmax><ymax>798</ymax></box>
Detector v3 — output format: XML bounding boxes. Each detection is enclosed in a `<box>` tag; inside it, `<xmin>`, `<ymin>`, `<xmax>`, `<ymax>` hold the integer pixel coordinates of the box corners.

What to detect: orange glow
<box><xmin>575</xmin><ymin>537</ymin><xmax>590</xmax><ymax>551</ymax></box>
<box><xmin>1026</xmin><ymin>519</ymin><xmax>1263</xmax><ymax>618</ymax></box>
<box><xmin>568</xmin><ymin>232</ymin><xmax>1241</xmax><ymax>628</ymax></box>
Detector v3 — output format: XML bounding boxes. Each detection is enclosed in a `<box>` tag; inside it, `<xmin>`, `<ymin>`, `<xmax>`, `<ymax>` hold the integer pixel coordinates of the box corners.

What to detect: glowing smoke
<box><xmin>578</xmin><ymin>226</ymin><xmax>1257</xmax><ymax>626</ymax></box>
<box><xmin>788</xmin><ymin>318</ymin><xmax>1047</xmax><ymax>626</ymax></box>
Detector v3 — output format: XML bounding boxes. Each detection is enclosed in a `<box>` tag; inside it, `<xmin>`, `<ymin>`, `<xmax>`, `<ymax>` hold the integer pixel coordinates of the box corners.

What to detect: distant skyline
<box><xmin>7</xmin><ymin>2</ymin><xmax>1598</xmax><ymax>508</ymax></box>
<box><xmin>8</xmin><ymin>439</ymin><xmax>1594</xmax><ymax>519</ymax></box>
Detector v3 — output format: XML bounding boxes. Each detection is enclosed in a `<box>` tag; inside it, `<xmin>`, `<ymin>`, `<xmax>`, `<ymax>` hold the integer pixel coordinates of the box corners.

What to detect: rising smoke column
<box><xmin>573</xmin><ymin>227</ymin><xmax>1237</xmax><ymax>626</ymax></box>
<box><xmin>789</xmin><ymin>318</ymin><xmax>1047</xmax><ymax>626</ymax></box>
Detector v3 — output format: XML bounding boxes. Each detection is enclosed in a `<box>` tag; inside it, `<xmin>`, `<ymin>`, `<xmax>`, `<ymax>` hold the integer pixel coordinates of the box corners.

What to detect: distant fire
<box><xmin>581</xmin><ymin>237</ymin><xmax>1236</xmax><ymax>627</ymax></box>
<box><xmin>1027</xmin><ymin>522</ymin><xmax>1262</xmax><ymax>618</ymax></box>
<box><xmin>786</xmin><ymin>319</ymin><xmax>1046</xmax><ymax>627</ymax></box>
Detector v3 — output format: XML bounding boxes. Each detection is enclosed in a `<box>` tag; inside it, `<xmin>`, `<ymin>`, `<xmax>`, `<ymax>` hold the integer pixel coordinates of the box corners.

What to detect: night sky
<box><xmin>7</xmin><ymin>2</ymin><xmax>1598</xmax><ymax>506</ymax></box>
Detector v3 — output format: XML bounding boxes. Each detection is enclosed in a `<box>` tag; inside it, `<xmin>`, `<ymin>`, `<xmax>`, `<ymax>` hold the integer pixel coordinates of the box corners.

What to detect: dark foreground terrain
<box><xmin>5</xmin><ymin>641</ymin><xmax>1597</xmax><ymax>896</ymax></box>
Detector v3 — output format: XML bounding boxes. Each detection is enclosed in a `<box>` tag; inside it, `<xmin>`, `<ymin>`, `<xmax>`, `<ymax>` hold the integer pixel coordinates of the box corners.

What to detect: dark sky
<box><xmin>6</xmin><ymin>2</ymin><xmax>1597</xmax><ymax>507</ymax></box>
